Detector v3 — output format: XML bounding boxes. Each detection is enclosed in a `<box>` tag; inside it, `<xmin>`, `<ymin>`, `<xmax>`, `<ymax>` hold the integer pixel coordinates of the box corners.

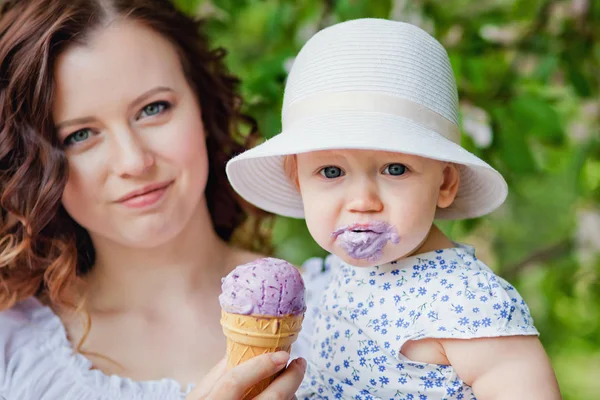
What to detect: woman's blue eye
<box><xmin>139</xmin><ymin>101</ymin><xmax>170</xmax><ymax>118</ymax></box>
<box><xmin>64</xmin><ymin>128</ymin><xmax>92</xmax><ymax>146</ymax></box>
<box><xmin>320</xmin><ymin>166</ymin><xmax>344</xmax><ymax>179</ymax></box>
<box><xmin>383</xmin><ymin>163</ymin><xmax>407</xmax><ymax>176</ymax></box>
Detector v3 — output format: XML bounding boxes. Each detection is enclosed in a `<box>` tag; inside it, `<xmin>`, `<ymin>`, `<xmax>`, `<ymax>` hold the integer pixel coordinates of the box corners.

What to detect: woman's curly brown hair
<box><xmin>0</xmin><ymin>0</ymin><xmax>271</xmax><ymax>313</ymax></box>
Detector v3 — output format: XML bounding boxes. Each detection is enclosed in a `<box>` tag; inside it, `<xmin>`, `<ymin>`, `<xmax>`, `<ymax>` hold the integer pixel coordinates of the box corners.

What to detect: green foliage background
<box><xmin>177</xmin><ymin>1</ymin><xmax>599</xmax><ymax>398</ymax></box>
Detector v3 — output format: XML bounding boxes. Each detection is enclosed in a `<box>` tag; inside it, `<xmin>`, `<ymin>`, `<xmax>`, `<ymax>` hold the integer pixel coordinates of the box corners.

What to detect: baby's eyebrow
<box><xmin>305</xmin><ymin>154</ymin><xmax>343</xmax><ymax>163</ymax></box>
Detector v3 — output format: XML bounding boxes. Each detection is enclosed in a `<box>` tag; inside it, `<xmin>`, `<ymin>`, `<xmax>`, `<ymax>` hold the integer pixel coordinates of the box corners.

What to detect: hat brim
<box><xmin>226</xmin><ymin>111</ymin><xmax>507</xmax><ymax>220</ymax></box>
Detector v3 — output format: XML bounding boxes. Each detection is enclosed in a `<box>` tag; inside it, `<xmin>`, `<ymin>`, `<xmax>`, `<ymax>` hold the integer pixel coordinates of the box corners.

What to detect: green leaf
<box><xmin>581</xmin><ymin>156</ymin><xmax>600</xmax><ymax>194</ymax></box>
<box><xmin>533</xmin><ymin>55</ymin><xmax>559</xmax><ymax>82</ymax></box>
<box><xmin>334</xmin><ymin>0</ymin><xmax>392</xmax><ymax>20</ymax></box>
<box><xmin>509</xmin><ymin>94</ymin><xmax>563</xmax><ymax>142</ymax></box>
<box><xmin>493</xmin><ymin>106</ymin><xmax>538</xmax><ymax>174</ymax></box>
<box><xmin>174</xmin><ymin>0</ymin><xmax>199</xmax><ymax>15</ymax></box>
<box><xmin>566</xmin><ymin>62</ymin><xmax>592</xmax><ymax>97</ymax></box>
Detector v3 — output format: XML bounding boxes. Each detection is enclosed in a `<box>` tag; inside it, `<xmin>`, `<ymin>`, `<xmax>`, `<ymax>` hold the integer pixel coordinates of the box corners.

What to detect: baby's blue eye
<box><xmin>320</xmin><ymin>166</ymin><xmax>344</xmax><ymax>179</ymax></box>
<box><xmin>64</xmin><ymin>128</ymin><xmax>92</xmax><ymax>146</ymax></box>
<box><xmin>139</xmin><ymin>101</ymin><xmax>170</xmax><ymax>118</ymax></box>
<box><xmin>383</xmin><ymin>163</ymin><xmax>407</xmax><ymax>176</ymax></box>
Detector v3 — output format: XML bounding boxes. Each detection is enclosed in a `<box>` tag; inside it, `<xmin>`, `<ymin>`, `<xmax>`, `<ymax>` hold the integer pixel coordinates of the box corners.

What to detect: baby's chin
<box><xmin>332</xmin><ymin>248</ymin><xmax>408</xmax><ymax>268</ymax></box>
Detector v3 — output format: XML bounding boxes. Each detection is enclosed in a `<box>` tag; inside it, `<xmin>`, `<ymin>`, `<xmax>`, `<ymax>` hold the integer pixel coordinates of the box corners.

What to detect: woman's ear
<box><xmin>437</xmin><ymin>163</ymin><xmax>460</xmax><ymax>209</ymax></box>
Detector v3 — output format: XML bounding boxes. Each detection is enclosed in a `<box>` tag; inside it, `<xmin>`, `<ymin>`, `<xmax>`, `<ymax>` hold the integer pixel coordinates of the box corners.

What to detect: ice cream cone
<box><xmin>220</xmin><ymin>310</ymin><xmax>304</xmax><ymax>399</ymax></box>
<box><xmin>219</xmin><ymin>258</ymin><xmax>306</xmax><ymax>399</ymax></box>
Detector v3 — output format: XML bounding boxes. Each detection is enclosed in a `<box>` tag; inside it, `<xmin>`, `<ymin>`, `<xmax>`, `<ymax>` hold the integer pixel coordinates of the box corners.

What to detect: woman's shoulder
<box><xmin>0</xmin><ymin>297</ymin><xmax>192</xmax><ymax>399</ymax></box>
<box><xmin>0</xmin><ymin>297</ymin><xmax>54</xmax><ymax>394</ymax></box>
<box><xmin>0</xmin><ymin>296</ymin><xmax>50</xmax><ymax>347</ymax></box>
<box><xmin>0</xmin><ymin>296</ymin><xmax>40</xmax><ymax>323</ymax></box>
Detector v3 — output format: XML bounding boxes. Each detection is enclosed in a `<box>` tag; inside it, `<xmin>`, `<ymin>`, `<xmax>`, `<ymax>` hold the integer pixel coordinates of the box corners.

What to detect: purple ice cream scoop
<box><xmin>332</xmin><ymin>220</ymin><xmax>400</xmax><ymax>262</ymax></box>
<box><xmin>219</xmin><ymin>257</ymin><xmax>306</xmax><ymax>316</ymax></box>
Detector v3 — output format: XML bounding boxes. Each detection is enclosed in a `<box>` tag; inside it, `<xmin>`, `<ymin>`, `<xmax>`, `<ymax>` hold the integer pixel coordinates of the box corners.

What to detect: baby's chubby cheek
<box><xmin>303</xmin><ymin>209</ymin><xmax>333</xmax><ymax>250</ymax></box>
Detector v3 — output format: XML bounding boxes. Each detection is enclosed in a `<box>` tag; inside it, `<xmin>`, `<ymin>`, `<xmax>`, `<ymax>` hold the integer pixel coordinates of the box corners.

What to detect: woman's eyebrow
<box><xmin>55</xmin><ymin>86</ymin><xmax>175</xmax><ymax>130</ymax></box>
<box><xmin>127</xmin><ymin>86</ymin><xmax>174</xmax><ymax>113</ymax></box>
<box><xmin>55</xmin><ymin>116</ymin><xmax>96</xmax><ymax>130</ymax></box>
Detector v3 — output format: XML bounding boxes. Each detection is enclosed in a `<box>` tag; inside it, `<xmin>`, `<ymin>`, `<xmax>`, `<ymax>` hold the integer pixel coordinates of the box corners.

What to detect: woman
<box><xmin>0</xmin><ymin>0</ymin><xmax>305</xmax><ymax>398</ymax></box>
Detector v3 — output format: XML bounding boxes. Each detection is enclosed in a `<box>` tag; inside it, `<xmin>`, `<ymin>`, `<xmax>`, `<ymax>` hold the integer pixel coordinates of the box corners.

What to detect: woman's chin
<box><xmin>105</xmin><ymin>221</ymin><xmax>183</xmax><ymax>249</ymax></box>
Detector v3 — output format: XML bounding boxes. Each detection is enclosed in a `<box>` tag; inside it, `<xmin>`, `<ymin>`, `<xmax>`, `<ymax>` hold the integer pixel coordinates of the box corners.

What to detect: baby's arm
<box><xmin>441</xmin><ymin>335</ymin><xmax>561</xmax><ymax>399</ymax></box>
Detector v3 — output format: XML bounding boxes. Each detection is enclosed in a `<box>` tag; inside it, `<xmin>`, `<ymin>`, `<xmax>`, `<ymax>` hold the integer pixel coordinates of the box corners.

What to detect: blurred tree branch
<box><xmin>504</xmin><ymin>239</ymin><xmax>572</xmax><ymax>280</ymax></box>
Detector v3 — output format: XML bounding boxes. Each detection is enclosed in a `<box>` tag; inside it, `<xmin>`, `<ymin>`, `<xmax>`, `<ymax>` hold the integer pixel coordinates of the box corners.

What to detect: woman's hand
<box><xmin>186</xmin><ymin>351</ymin><xmax>306</xmax><ymax>400</ymax></box>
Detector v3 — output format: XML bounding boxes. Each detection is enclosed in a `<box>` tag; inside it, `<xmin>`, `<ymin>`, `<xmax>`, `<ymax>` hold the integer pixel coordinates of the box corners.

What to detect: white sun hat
<box><xmin>226</xmin><ymin>18</ymin><xmax>507</xmax><ymax>220</ymax></box>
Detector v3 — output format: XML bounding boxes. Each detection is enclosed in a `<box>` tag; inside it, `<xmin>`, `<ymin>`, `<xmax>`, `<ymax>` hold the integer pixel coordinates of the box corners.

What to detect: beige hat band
<box><xmin>282</xmin><ymin>91</ymin><xmax>461</xmax><ymax>144</ymax></box>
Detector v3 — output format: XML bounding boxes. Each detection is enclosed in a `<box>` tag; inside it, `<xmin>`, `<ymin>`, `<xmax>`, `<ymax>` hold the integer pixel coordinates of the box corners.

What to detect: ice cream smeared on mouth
<box><xmin>331</xmin><ymin>221</ymin><xmax>400</xmax><ymax>262</ymax></box>
<box><xmin>219</xmin><ymin>257</ymin><xmax>306</xmax><ymax>316</ymax></box>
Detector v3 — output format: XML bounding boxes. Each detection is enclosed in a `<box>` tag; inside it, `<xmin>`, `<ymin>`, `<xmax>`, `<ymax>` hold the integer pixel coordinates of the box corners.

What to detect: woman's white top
<box><xmin>0</xmin><ymin>297</ymin><xmax>195</xmax><ymax>399</ymax></box>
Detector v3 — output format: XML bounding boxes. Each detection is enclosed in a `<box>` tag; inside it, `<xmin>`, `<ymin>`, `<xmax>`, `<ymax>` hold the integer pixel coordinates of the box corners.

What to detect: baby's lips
<box><xmin>331</xmin><ymin>220</ymin><xmax>397</xmax><ymax>238</ymax></box>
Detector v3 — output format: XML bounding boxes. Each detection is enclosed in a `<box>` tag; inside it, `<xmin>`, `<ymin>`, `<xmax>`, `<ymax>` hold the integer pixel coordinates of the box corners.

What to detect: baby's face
<box><xmin>296</xmin><ymin>149</ymin><xmax>457</xmax><ymax>266</ymax></box>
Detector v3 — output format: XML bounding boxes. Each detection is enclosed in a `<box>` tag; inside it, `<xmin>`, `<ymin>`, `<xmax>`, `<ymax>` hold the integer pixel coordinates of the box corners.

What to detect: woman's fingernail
<box><xmin>271</xmin><ymin>351</ymin><xmax>289</xmax><ymax>365</ymax></box>
<box><xmin>296</xmin><ymin>358</ymin><xmax>307</xmax><ymax>371</ymax></box>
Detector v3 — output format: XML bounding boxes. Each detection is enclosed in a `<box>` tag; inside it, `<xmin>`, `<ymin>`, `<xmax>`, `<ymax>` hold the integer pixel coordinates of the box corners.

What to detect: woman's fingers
<box><xmin>186</xmin><ymin>357</ymin><xmax>228</xmax><ymax>399</ymax></box>
<box><xmin>254</xmin><ymin>357</ymin><xmax>306</xmax><ymax>400</ymax></box>
<box><xmin>205</xmin><ymin>351</ymin><xmax>291</xmax><ymax>400</ymax></box>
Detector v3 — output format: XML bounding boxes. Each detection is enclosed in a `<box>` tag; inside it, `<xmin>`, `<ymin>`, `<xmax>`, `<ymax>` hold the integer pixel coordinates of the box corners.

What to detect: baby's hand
<box><xmin>441</xmin><ymin>336</ymin><xmax>561</xmax><ymax>399</ymax></box>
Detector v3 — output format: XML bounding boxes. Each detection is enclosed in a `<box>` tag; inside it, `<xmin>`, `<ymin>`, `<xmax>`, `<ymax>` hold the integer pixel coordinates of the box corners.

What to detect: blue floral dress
<box><xmin>295</xmin><ymin>244</ymin><xmax>538</xmax><ymax>400</ymax></box>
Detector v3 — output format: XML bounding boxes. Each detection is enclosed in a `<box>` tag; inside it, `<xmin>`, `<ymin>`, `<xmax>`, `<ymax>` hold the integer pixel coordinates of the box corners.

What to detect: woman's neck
<box><xmin>81</xmin><ymin>199</ymin><xmax>233</xmax><ymax>314</ymax></box>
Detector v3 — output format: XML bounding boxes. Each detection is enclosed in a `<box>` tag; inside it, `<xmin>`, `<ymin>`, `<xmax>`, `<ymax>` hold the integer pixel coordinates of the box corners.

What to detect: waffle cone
<box><xmin>220</xmin><ymin>310</ymin><xmax>304</xmax><ymax>399</ymax></box>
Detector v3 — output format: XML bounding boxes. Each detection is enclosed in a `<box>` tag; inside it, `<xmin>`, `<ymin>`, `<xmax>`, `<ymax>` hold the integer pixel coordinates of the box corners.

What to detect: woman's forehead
<box><xmin>52</xmin><ymin>20</ymin><xmax>185</xmax><ymax>121</ymax></box>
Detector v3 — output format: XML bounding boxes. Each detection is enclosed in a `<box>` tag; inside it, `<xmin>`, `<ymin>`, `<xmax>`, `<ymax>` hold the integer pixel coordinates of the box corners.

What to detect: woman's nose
<box><xmin>345</xmin><ymin>178</ymin><xmax>383</xmax><ymax>213</ymax></box>
<box><xmin>110</xmin><ymin>127</ymin><xmax>155</xmax><ymax>177</ymax></box>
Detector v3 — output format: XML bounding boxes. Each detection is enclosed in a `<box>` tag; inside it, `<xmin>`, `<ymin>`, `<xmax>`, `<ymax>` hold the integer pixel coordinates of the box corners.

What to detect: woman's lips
<box><xmin>331</xmin><ymin>221</ymin><xmax>400</xmax><ymax>262</ymax></box>
<box><xmin>117</xmin><ymin>180</ymin><xmax>174</xmax><ymax>209</ymax></box>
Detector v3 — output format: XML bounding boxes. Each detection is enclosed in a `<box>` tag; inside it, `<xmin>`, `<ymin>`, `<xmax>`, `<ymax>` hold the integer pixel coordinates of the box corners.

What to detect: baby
<box><xmin>227</xmin><ymin>18</ymin><xmax>560</xmax><ymax>400</ymax></box>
